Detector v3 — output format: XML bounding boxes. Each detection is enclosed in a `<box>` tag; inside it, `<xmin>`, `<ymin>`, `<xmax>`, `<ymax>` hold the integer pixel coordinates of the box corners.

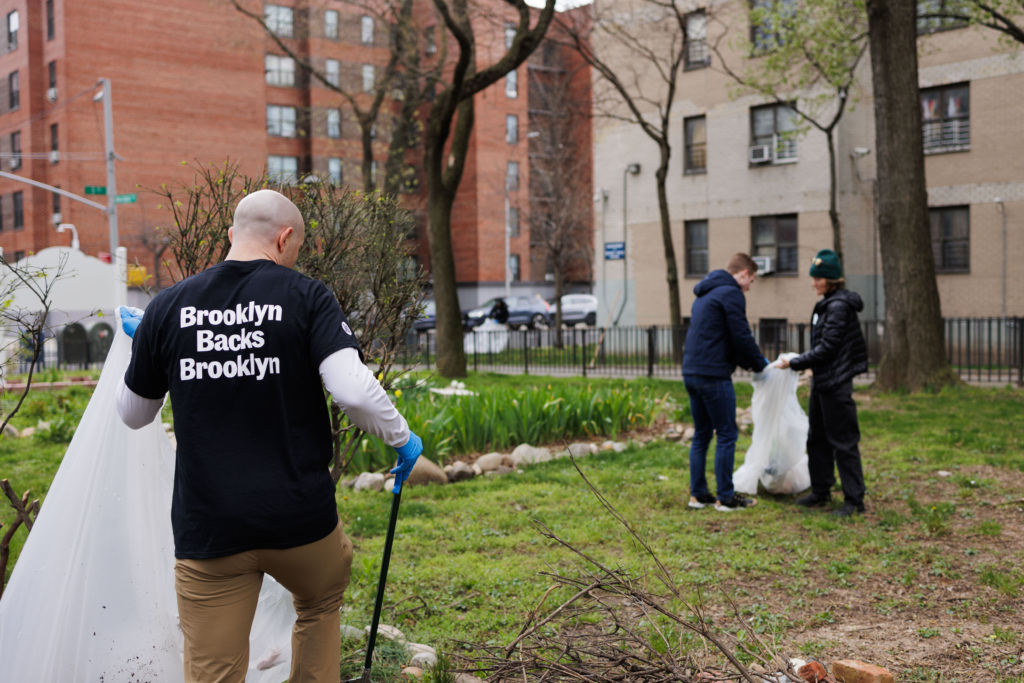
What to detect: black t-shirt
<box><xmin>125</xmin><ymin>259</ymin><xmax>360</xmax><ymax>559</ymax></box>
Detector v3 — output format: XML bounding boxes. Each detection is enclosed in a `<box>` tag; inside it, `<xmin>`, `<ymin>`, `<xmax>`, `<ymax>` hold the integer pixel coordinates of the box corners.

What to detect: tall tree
<box><xmin>425</xmin><ymin>0</ymin><xmax>557</xmax><ymax>377</ymax></box>
<box><xmin>559</xmin><ymin>0</ymin><xmax>690</xmax><ymax>362</ymax></box>
<box><xmin>865</xmin><ymin>0</ymin><xmax>957</xmax><ymax>390</ymax></box>
<box><xmin>527</xmin><ymin>57</ymin><xmax>594</xmax><ymax>347</ymax></box>
<box><xmin>711</xmin><ymin>0</ymin><xmax>869</xmax><ymax>264</ymax></box>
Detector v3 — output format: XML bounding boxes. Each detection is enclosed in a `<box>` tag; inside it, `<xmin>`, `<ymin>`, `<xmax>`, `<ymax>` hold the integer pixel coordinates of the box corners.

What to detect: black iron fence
<box><xmin>403</xmin><ymin>317</ymin><xmax>1024</xmax><ymax>386</ymax></box>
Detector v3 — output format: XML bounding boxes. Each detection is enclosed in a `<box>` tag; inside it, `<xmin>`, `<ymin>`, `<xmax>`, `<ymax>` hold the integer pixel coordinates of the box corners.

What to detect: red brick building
<box><xmin>0</xmin><ymin>0</ymin><xmax>592</xmax><ymax>305</ymax></box>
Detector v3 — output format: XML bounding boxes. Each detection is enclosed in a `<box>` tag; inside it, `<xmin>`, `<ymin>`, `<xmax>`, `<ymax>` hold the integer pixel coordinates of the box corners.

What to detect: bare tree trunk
<box><xmin>655</xmin><ymin>142</ymin><xmax>682</xmax><ymax>363</ymax></box>
<box><xmin>865</xmin><ymin>0</ymin><xmax>957</xmax><ymax>391</ymax></box>
<box><xmin>826</xmin><ymin>128</ymin><xmax>843</xmax><ymax>264</ymax></box>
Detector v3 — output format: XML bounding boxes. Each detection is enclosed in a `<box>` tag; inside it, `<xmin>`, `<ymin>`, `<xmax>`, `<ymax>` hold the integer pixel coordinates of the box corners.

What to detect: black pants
<box><xmin>807</xmin><ymin>380</ymin><xmax>865</xmax><ymax>506</ymax></box>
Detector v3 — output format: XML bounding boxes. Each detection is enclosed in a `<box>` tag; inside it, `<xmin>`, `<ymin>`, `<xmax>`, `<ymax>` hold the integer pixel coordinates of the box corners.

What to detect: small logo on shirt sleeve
<box><xmin>342</xmin><ymin>322</ymin><xmax>353</xmax><ymax>336</ymax></box>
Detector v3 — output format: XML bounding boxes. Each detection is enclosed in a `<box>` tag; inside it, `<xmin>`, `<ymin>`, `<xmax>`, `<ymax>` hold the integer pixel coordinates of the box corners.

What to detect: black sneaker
<box><xmin>688</xmin><ymin>493</ymin><xmax>716</xmax><ymax>509</ymax></box>
<box><xmin>833</xmin><ymin>502</ymin><xmax>865</xmax><ymax>517</ymax></box>
<box><xmin>796</xmin><ymin>492</ymin><xmax>831</xmax><ymax>508</ymax></box>
<box><xmin>715</xmin><ymin>494</ymin><xmax>757</xmax><ymax>511</ymax></box>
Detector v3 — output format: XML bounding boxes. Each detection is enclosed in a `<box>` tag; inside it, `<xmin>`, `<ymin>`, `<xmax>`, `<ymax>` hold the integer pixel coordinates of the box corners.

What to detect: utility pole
<box><xmin>98</xmin><ymin>78</ymin><xmax>118</xmax><ymax>254</ymax></box>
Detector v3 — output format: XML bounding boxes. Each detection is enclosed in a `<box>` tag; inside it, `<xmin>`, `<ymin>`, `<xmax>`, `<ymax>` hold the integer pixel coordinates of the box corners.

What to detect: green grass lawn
<box><xmin>2</xmin><ymin>375</ymin><xmax>1023</xmax><ymax>682</ymax></box>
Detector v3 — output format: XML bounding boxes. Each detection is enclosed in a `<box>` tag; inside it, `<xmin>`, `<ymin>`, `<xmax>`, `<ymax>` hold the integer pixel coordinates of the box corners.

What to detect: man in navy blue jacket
<box><xmin>683</xmin><ymin>253</ymin><xmax>768</xmax><ymax>511</ymax></box>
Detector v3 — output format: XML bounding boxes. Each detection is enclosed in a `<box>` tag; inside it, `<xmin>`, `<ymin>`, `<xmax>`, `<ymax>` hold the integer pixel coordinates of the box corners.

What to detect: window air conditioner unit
<box><xmin>8</xmin><ymin>158</ymin><xmax>20</xmax><ymax>169</ymax></box>
<box><xmin>752</xmin><ymin>255</ymin><xmax>775</xmax><ymax>275</ymax></box>
<box><xmin>49</xmin><ymin>150</ymin><xmax>59</xmax><ymax>163</ymax></box>
<box><xmin>749</xmin><ymin>144</ymin><xmax>773</xmax><ymax>164</ymax></box>
<box><xmin>46</xmin><ymin>87</ymin><xmax>57</xmax><ymax>103</ymax></box>
<box><xmin>51</xmin><ymin>212</ymin><xmax>62</xmax><ymax>224</ymax></box>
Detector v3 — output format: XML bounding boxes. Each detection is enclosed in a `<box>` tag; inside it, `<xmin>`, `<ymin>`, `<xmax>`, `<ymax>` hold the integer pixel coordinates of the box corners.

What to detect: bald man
<box><xmin>116</xmin><ymin>189</ymin><xmax>423</xmax><ymax>683</ymax></box>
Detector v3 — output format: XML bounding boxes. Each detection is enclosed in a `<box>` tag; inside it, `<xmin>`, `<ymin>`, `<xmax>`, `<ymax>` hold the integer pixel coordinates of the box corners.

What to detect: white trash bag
<box><xmin>0</xmin><ymin>311</ymin><xmax>296</xmax><ymax>683</ymax></box>
<box><xmin>464</xmin><ymin>318</ymin><xmax>509</xmax><ymax>354</ymax></box>
<box><xmin>733</xmin><ymin>353</ymin><xmax>810</xmax><ymax>495</ymax></box>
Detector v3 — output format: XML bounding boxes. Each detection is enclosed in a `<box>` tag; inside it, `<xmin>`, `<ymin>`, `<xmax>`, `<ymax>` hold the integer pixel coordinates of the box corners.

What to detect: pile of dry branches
<box><xmin>460</xmin><ymin>459</ymin><xmax>800</xmax><ymax>683</ymax></box>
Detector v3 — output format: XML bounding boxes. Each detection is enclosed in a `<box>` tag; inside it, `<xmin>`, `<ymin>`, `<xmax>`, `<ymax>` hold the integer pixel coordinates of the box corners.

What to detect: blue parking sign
<box><xmin>605</xmin><ymin>242</ymin><xmax>625</xmax><ymax>260</ymax></box>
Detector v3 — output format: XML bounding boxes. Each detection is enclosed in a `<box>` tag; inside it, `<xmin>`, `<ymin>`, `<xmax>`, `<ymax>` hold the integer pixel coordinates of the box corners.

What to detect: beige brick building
<box><xmin>592</xmin><ymin>1</ymin><xmax>1024</xmax><ymax>330</ymax></box>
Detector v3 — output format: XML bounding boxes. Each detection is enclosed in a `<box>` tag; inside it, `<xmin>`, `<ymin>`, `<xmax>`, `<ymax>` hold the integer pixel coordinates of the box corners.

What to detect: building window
<box><xmin>0</xmin><ymin>196</ymin><xmax>3</xmax><ymax>231</ymax></box>
<box><xmin>752</xmin><ymin>214</ymin><xmax>798</xmax><ymax>274</ymax></box>
<box><xmin>324</xmin><ymin>10</ymin><xmax>339</xmax><ymax>39</ymax></box>
<box><xmin>929</xmin><ymin>206</ymin><xmax>969</xmax><ymax>273</ymax></box>
<box><xmin>506</xmin><ymin>161</ymin><xmax>519</xmax><ymax>192</ymax></box>
<box><xmin>685</xmin><ymin>11</ymin><xmax>709</xmax><ymax>69</ymax></box>
<box><xmin>265</xmin><ymin>55</ymin><xmax>296</xmax><ymax>87</ymax></box>
<box><xmin>50</xmin><ymin>123</ymin><xmax>58</xmax><ymax>153</ymax></box>
<box><xmin>48</xmin><ymin>60</ymin><xmax>57</xmax><ymax>89</ymax></box>
<box><xmin>505</xmin><ymin>70</ymin><xmax>518</xmax><ymax>98</ymax></box>
<box><xmin>684</xmin><ymin>116</ymin><xmax>706</xmax><ymax>173</ymax></box>
<box><xmin>361</xmin><ymin>16</ymin><xmax>374</xmax><ymax>45</ymax></box>
<box><xmin>425</xmin><ymin>26</ymin><xmax>437</xmax><ymax>55</ymax></box>
<box><xmin>8</xmin><ymin>71</ymin><xmax>18</xmax><ymax>110</ymax></box>
<box><xmin>323</xmin><ymin>59</ymin><xmax>340</xmax><ymax>87</ymax></box>
<box><xmin>505</xmin><ymin>22</ymin><xmax>516</xmax><ymax>49</ymax></box>
<box><xmin>13</xmin><ymin>250</ymin><xmax>24</xmax><ymax>261</ymax></box>
<box><xmin>267</xmin><ymin>155</ymin><xmax>299</xmax><ymax>184</ymax></box>
<box><xmin>266</xmin><ymin>105</ymin><xmax>297</xmax><ymax>137</ymax></box>
<box><xmin>685</xmin><ymin>220</ymin><xmax>709</xmax><ymax>277</ymax></box>
<box><xmin>506</xmin><ymin>114</ymin><xmax>518</xmax><ymax>144</ymax></box>
<box><xmin>507</xmin><ymin>206</ymin><xmax>520</xmax><ymax>237</ymax></box>
<box><xmin>750</xmin><ymin>0</ymin><xmax>795</xmax><ymax>52</ymax></box>
<box><xmin>371</xmin><ymin>160</ymin><xmax>378</xmax><ymax>184</ymax></box>
<box><xmin>13</xmin><ymin>191</ymin><xmax>23</xmax><ymax>230</ymax></box>
<box><xmin>327</xmin><ymin>109</ymin><xmax>341</xmax><ymax>138</ymax></box>
<box><xmin>510</xmin><ymin>254</ymin><xmax>521</xmax><ymax>281</ymax></box>
<box><xmin>7</xmin><ymin>11</ymin><xmax>18</xmax><ymax>50</ymax></box>
<box><xmin>921</xmin><ymin>83</ymin><xmax>969</xmax><ymax>154</ymax></box>
<box><xmin>751</xmin><ymin>103</ymin><xmax>798</xmax><ymax>163</ymax></box>
<box><xmin>362</xmin><ymin>64</ymin><xmax>375</xmax><ymax>93</ymax></box>
<box><xmin>916</xmin><ymin>0</ymin><xmax>968</xmax><ymax>33</ymax></box>
<box><xmin>46</xmin><ymin>0</ymin><xmax>54</xmax><ymax>40</ymax></box>
<box><xmin>53</xmin><ymin>188</ymin><xmax>60</xmax><ymax>215</ymax></box>
<box><xmin>9</xmin><ymin>131</ymin><xmax>20</xmax><ymax>170</ymax></box>
<box><xmin>328</xmin><ymin>158</ymin><xmax>342</xmax><ymax>185</ymax></box>
<box><xmin>264</xmin><ymin>5</ymin><xmax>294</xmax><ymax>38</ymax></box>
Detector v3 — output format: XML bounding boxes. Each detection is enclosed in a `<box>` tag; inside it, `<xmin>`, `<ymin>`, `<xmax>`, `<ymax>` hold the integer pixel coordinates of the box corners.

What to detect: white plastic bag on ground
<box><xmin>733</xmin><ymin>353</ymin><xmax>810</xmax><ymax>495</ymax></box>
<box><xmin>0</xmin><ymin>316</ymin><xmax>296</xmax><ymax>683</ymax></box>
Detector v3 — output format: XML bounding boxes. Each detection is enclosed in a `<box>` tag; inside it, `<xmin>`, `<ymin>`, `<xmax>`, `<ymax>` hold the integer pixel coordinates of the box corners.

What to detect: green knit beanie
<box><xmin>809</xmin><ymin>249</ymin><xmax>842</xmax><ymax>279</ymax></box>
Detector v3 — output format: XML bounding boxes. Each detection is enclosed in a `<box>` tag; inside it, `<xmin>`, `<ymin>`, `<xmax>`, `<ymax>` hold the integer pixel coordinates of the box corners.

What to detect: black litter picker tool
<box><xmin>347</xmin><ymin>487</ymin><xmax>404</xmax><ymax>683</ymax></box>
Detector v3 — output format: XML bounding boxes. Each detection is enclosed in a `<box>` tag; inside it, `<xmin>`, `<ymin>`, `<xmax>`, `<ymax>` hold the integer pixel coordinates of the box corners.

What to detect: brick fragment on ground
<box><xmin>832</xmin><ymin>660</ymin><xmax>895</xmax><ymax>683</ymax></box>
<box><xmin>798</xmin><ymin>661</ymin><xmax>830</xmax><ymax>683</ymax></box>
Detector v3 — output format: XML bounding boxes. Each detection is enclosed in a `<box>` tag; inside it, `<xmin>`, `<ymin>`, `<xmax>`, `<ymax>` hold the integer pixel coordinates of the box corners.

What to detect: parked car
<box><xmin>463</xmin><ymin>295</ymin><xmax>550</xmax><ymax>329</ymax></box>
<box><xmin>412</xmin><ymin>300</ymin><xmax>436</xmax><ymax>331</ymax></box>
<box><xmin>549</xmin><ymin>294</ymin><xmax>598</xmax><ymax>326</ymax></box>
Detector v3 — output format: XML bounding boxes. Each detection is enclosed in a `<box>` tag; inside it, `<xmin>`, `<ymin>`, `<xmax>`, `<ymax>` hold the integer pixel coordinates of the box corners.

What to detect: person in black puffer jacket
<box><xmin>776</xmin><ymin>249</ymin><xmax>868</xmax><ymax>517</ymax></box>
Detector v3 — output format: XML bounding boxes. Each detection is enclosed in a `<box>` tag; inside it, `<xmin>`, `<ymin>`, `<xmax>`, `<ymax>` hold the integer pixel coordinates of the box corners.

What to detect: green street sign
<box><xmin>84</xmin><ymin>186</ymin><xmax>107</xmax><ymax>195</ymax></box>
<box><xmin>114</xmin><ymin>193</ymin><xmax>137</xmax><ymax>204</ymax></box>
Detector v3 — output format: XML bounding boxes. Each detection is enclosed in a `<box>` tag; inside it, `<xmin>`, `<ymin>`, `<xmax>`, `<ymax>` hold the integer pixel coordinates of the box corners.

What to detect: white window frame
<box><xmin>506</xmin><ymin>161</ymin><xmax>519</xmax><ymax>191</ymax></box>
<box><xmin>361</xmin><ymin>16</ymin><xmax>375</xmax><ymax>45</ymax></box>
<box><xmin>504</xmin><ymin>22</ymin><xmax>516</xmax><ymax>49</ymax></box>
<box><xmin>362</xmin><ymin>64</ymin><xmax>375</xmax><ymax>93</ymax></box>
<box><xmin>506</xmin><ymin>114</ymin><xmax>518</xmax><ymax>144</ymax></box>
<box><xmin>266</xmin><ymin>105</ymin><xmax>297</xmax><ymax>137</ymax></box>
<box><xmin>751</xmin><ymin>103</ymin><xmax>798</xmax><ymax>164</ymax></box>
<box><xmin>329</xmin><ymin>158</ymin><xmax>343</xmax><ymax>185</ymax></box>
<box><xmin>324</xmin><ymin>10</ymin><xmax>339</xmax><ymax>39</ymax></box>
<box><xmin>264</xmin><ymin>5</ymin><xmax>294</xmax><ymax>38</ymax></box>
<box><xmin>265</xmin><ymin>55</ymin><xmax>296</xmax><ymax>87</ymax></box>
<box><xmin>327</xmin><ymin>109</ymin><xmax>341</xmax><ymax>138</ymax></box>
<box><xmin>268</xmin><ymin>155</ymin><xmax>299</xmax><ymax>184</ymax></box>
<box><xmin>505</xmin><ymin>69</ymin><xmax>517</xmax><ymax>98</ymax></box>
<box><xmin>325</xmin><ymin>59</ymin><xmax>340</xmax><ymax>87</ymax></box>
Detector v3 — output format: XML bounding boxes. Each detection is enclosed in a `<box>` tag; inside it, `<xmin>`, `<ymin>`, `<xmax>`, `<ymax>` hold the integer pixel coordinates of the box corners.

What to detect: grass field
<box><xmin>2</xmin><ymin>374</ymin><xmax>1023</xmax><ymax>682</ymax></box>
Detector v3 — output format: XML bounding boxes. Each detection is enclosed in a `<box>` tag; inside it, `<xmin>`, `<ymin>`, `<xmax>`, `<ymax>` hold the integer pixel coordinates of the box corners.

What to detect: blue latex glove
<box><xmin>390</xmin><ymin>431</ymin><xmax>423</xmax><ymax>494</ymax></box>
<box><xmin>118</xmin><ymin>306</ymin><xmax>145</xmax><ymax>339</ymax></box>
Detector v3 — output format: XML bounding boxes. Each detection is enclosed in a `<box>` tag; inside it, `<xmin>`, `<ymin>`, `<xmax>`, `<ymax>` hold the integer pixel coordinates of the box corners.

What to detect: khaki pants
<box><xmin>175</xmin><ymin>522</ymin><xmax>353</xmax><ymax>683</ymax></box>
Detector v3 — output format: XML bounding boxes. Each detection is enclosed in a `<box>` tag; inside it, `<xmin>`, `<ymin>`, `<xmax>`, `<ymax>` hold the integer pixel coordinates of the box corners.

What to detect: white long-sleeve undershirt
<box><xmin>116</xmin><ymin>347</ymin><xmax>410</xmax><ymax>448</ymax></box>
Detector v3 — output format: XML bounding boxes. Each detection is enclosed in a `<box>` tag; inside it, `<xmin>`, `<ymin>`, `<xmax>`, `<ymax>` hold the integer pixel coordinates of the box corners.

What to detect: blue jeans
<box><xmin>684</xmin><ymin>375</ymin><xmax>738</xmax><ymax>502</ymax></box>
